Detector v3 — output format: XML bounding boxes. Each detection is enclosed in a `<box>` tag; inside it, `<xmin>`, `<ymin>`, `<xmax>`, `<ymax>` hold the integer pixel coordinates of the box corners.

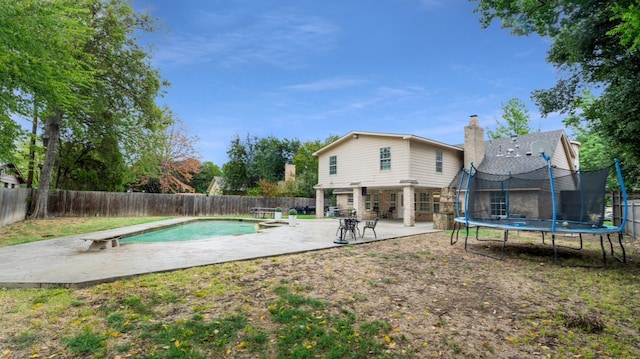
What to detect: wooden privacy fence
<box><xmin>45</xmin><ymin>190</ymin><xmax>316</xmax><ymax>218</ymax></box>
<box><xmin>0</xmin><ymin>188</ymin><xmax>30</xmax><ymax>227</ymax></box>
<box><xmin>610</xmin><ymin>191</ymin><xmax>640</xmax><ymax>239</ymax></box>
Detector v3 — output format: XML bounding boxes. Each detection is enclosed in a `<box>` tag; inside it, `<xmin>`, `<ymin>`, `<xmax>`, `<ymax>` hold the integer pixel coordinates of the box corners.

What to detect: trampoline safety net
<box><xmin>465</xmin><ymin>165</ymin><xmax>611</xmax><ymax>230</ymax></box>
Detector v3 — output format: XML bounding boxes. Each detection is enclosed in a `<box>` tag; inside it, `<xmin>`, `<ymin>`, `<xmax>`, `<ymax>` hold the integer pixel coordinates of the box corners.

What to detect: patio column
<box><xmin>351</xmin><ymin>183</ymin><xmax>364</xmax><ymax>218</ymax></box>
<box><xmin>400</xmin><ymin>180</ymin><xmax>418</xmax><ymax>227</ymax></box>
<box><xmin>315</xmin><ymin>188</ymin><xmax>324</xmax><ymax>218</ymax></box>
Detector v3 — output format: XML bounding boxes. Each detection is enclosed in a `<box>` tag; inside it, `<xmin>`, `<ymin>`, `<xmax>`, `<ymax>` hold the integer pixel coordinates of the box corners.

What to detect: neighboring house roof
<box><xmin>206</xmin><ymin>176</ymin><xmax>225</xmax><ymax>196</ymax></box>
<box><xmin>476</xmin><ymin>130</ymin><xmax>576</xmax><ymax>174</ymax></box>
<box><xmin>0</xmin><ymin>163</ymin><xmax>26</xmax><ymax>185</ymax></box>
<box><xmin>313</xmin><ymin>131</ymin><xmax>464</xmax><ymax>156</ymax></box>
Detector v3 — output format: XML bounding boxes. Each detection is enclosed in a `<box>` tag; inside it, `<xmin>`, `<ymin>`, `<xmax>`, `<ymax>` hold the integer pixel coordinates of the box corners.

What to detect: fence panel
<box><xmin>0</xmin><ymin>188</ymin><xmax>30</xmax><ymax>227</ymax></box>
<box><xmin>1</xmin><ymin>189</ymin><xmax>320</xmax><ymax>227</ymax></box>
<box><xmin>611</xmin><ymin>191</ymin><xmax>640</xmax><ymax>239</ymax></box>
<box><xmin>42</xmin><ymin>190</ymin><xmax>317</xmax><ymax>218</ymax></box>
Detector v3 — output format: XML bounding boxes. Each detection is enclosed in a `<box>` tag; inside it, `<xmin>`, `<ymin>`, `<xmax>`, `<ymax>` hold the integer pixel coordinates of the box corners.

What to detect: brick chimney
<box><xmin>464</xmin><ymin>115</ymin><xmax>485</xmax><ymax>169</ymax></box>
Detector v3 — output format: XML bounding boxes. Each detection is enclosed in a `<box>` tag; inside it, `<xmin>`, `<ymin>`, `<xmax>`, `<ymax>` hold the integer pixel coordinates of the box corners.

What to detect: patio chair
<box><xmin>336</xmin><ymin>218</ymin><xmax>359</xmax><ymax>241</ymax></box>
<box><xmin>361</xmin><ymin>218</ymin><xmax>378</xmax><ymax>239</ymax></box>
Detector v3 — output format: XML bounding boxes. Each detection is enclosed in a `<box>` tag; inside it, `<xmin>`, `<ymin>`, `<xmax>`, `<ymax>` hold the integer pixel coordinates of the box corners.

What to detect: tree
<box><xmin>222</xmin><ymin>135</ymin><xmax>251</xmax><ymax>194</ymax></box>
<box><xmin>134</xmin><ymin>117</ymin><xmax>201</xmax><ymax>194</ymax></box>
<box><xmin>190</xmin><ymin>161</ymin><xmax>223</xmax><ymax>194</ymax></box>
<box><xmin>0</xmin><ymin>116</ymin><xmax>24</xmax><ymax>164</ymax></box>
<box><xmin>293</xmin><ymin>135</ymin><xmax>339</xmax><ymax>197</ymax></box>
<box><xmin>0</xmin><ymin>0</ymin><xmax>96</xmax><ymax>216</ymax></box>
<box><xmin>471</xmin><ymin>0</ymin><xmax>640</xmax><ymax>187</ymax></box>
<box><xmin>608</xmin><ymin>2</ymin><xmax>640</xmax><ymax>52</ymax></box>
<box><xmin>486</xmin><ymin>98</ymin><xmax>536</xmax><ymax>139</ymax></box>
<box><xmin>54</xmin><ymin>131</ymin><xmax>127</xmax><ymax>191</ymax></box>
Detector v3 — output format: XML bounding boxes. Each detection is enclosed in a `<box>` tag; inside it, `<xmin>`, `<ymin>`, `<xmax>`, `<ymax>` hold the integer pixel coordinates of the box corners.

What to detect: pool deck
<box><xmin>0</xmin><ymin>218</ymin><xmax>441</xmax><ymax>289</ymax></box>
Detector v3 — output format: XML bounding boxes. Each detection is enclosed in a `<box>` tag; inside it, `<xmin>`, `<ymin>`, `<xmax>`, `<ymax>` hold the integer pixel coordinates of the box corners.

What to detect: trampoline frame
<box><xmin>450</xmin><ymin>158</ymin><xmax>629</xmax><ymax>266</ymax></box>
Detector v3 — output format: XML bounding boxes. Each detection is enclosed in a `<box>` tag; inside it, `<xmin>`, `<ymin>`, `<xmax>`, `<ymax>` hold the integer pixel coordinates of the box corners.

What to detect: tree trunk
<box><xmin>30</xmin><ymin>110</ymin><xmax>62</xmax><ymax>219</ymax></box>
<box><xmin>26</xmin><ymin>104</ymin><xmax>38</xmax><ymax>188</ymax></box>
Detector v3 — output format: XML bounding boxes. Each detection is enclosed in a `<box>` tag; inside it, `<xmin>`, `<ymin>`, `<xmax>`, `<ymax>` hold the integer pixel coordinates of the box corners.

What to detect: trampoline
<box><xmin>451</xmin><ymin>155</ymin><xmax>628</xmax><ymax>266</ymax></box>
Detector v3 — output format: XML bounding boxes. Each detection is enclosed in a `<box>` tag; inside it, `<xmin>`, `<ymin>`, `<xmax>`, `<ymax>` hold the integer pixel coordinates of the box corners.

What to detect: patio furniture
<box><xmin>334</xmin><ymin>217</ymin><xmax>360</xmax><ymax>244</ymax></box>
<box><xmin>382</xmin><ymin>207</ymin><xmax>394</xmax><ymax>219</ymax></box>
<box><xmin>361</xmin><ymin>218</ymin><xmax>378</xmax><ymax>239</ymax></box>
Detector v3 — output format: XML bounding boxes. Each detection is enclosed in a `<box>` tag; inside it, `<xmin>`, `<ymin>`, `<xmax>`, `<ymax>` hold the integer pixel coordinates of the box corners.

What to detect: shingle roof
<box><xmin>477</xmin><ymin>130</ymin><xmax>566</xmax><ymax>174</ymax></box>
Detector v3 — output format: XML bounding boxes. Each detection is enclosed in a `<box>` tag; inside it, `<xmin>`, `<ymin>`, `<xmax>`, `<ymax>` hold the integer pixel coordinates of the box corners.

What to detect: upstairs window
<box><xmin>380</xmin><ymin>147</ymin><xmax>391</xmax><ymax>170</ymax></box>
<box><xmin>436</xmin><ymin>150</ymin><xmax>443</xmax><ymax>173</ymax></box>
<box><xmin>329</xmin><ymin>155</ymin><xmax>337</xmax><ymax>175</ymax></box>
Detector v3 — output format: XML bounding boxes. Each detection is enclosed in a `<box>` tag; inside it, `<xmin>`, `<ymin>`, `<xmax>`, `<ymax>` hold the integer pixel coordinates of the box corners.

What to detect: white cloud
<box><xmin>284</xmin><ymin>77</ymin><xmax>366</xmax><ymax>91</ymax></box>
<box><xmin>153</xmin><ymin>8</ymin><xmax>339</xmax><ymax>70</ymax></box>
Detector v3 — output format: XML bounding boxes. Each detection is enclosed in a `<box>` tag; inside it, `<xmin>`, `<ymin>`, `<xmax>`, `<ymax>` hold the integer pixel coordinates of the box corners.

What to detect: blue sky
<box><xmin>134</xmin><ymin>0</ymin><xmax>564</xmax><ymax>166</ymax></box>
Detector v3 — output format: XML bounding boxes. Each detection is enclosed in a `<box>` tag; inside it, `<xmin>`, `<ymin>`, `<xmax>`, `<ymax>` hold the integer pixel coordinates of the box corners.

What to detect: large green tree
<box><xmin>0</xmin><ymin>0</ymin><xmax>167</xmax><ymax>216</ymax></box>
<box><xmin>472</xmin><ymin>0</ymin><xmax>640</xmax><ymax>186</ymax></box>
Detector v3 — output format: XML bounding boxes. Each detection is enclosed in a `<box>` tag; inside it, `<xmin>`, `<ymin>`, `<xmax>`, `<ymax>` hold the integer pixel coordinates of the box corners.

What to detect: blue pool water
<box><xmin>119</xmin><ymin>220</ymin><xmax>258</xmax><ymax>243</ymax></box>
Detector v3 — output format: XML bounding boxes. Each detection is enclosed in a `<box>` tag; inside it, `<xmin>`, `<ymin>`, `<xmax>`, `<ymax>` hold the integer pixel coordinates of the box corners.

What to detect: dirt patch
<box><xmin>187</xmin><ymin>231</ymin><xmax>640</xmax><ymax>357</ymax></box>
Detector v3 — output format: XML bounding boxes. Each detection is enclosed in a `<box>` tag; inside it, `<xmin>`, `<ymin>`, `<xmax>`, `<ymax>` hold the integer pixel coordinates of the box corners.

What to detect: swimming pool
<box><xmin>119</xmin><ymin>220</ymin><xmax>258</xmax><ymax>243</ymax></box>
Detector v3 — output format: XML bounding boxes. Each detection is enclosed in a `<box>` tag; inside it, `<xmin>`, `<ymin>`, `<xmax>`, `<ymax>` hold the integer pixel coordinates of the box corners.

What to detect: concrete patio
<box><xmin>0</xmin><ymin>218</ymin><xmax>441</xmax><ymax>289</ymax></box>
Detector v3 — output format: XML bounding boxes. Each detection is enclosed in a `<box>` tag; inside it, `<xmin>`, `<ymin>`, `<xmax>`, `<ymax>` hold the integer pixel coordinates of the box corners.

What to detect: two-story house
<box><xmin>312</xmin><ymin>131</ymin><xmax>464</xmax><ymax>226</ymax></box>
<box><xmin>313</xmin><ymin>115</ymin><xmax>579</xmax><ymax>227</ymax></box>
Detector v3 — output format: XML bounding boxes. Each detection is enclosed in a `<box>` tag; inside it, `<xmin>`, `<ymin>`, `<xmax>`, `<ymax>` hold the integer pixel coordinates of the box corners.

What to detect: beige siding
<box><xmin>551</xmin><ymin>138</ymin><xmax>572</xmax><ymax>170</ymax></box>
<box><xmin>317</xmin><ymin>135</ymin><xmax>410</xmax><ymax>188</ymax></box>
<box><xmin>409</xmin><ymin>142</ymin><xmax>463</xmax><ymax>187</ymax></box>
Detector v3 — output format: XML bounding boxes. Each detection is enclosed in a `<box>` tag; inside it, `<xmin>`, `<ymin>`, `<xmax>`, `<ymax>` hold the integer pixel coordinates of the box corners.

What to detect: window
<box><xmin>329</xmin><ymin>156</ymin><xmax>337</xmax><ymax>175</ymax></box>
<box><xmin>433</xmin><ymin>192</ymin><xmax>441</xmax><ymax>213</ymax></box>
<box><xmin>419</xmin><ymin>193</ymin><xmax>430</xmax><ymax>212</ymax></box>
<box><xmin>490</xmin><ymin>191</ymin><xmax>506</xmax><ymax>216</ymax></box>
<box><xmin>380</xmin><ymin>147</ymin><xmax>391</xmax><ymax>170</ymax></box>
<box><xmin>373</xmin><ymin>194</ymin><xmax>379</xmax><ymax>212</ymax></box>
<box><xmin>365</xmin><ymin>194</ymin><xmax>371</xmax><ymax>210</ymax></box>
<box><xmin>348</xmin><ymin>194</ymin><xmax>353</xmax><ymax>205</ymax></box>
<box><xmin>390</xmin><ymin>193</ymin><xmax>396</xmax><ymax>209</ymax></box>
<box><xmin>436</xmin><ymin>150</ymin><xmax>443</xmax><ymax>173</ymax></box>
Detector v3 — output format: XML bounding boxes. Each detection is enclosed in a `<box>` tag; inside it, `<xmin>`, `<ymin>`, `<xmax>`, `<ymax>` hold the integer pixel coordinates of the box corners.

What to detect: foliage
<box><xmin>608</xmin><ymin>2</ymin><xmax>640</xmax><ymax>52</ymax></box>
<box><xmin>190</xmin><ymin>161</ymin><xmax>222</xmax><ymax>194</ymax></box>
<box><xmin>293</xmin><ymin>135</ymin><xmax>340</xmax><ymax>197</ymax></box>
<box><xmin>487</xmin><ymin>98</ymin><xmax>537</xmax><ymax>139</ymax></box>
<box><xmin>222</xmin><ymin>134</ymin><xmax>302</xmax><ymax>195</ymax></box>
<box><xmin>222</xmin><ymin>135</ymin><xmax>250</xmax><ymax>194</ymax></box>
<box><xmin>54</xmin><ymin>131</ymin><xmax>128</xmax><ymax>191</ymax></box>
<box><xmin>0</xmin><ymin>116</ymin><xmax>25</xmax><ymax>164</ymax></box>
<box><xmin>222</xmin><ymin>134</ymin><xmax>338</xmax><ymax>197</ymax></box>
<box><xmin>0</xmin><ymin>0</ymin><xmax>168</xmax><ymax>216</ymax></box>
<box><xmin>471</xmin><ymin>0</ymin><xmax>640</xmax><ymax>187</ymax></box>
<box><xmin>288</xmin><ymin>208</ymin><xmax>298</xmax><ymax>215</ymax></box>
<box><xmin>134</xmin><ymin>117</ymin><xmax>201</xmax><ymax>193</ymax></box>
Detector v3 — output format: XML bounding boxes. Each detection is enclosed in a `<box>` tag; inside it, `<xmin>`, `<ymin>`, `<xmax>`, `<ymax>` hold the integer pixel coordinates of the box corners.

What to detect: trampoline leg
<box><xmin>600</xmin><ymin>235</ymin><xmax>608</xmax><ymax>267</ymax></box>
<box><xmin>607</xmin><ymin>232</ymin><xmax>627</xmax><ymax>264</ymax></box>
<box><xmin>499</xmin><ymin>230</ymin><xmax>508</xmax><ymax>260</ymax></box>
<box><xmin>464</xmin><ymin>225</ymin><xmax>471</xmax><ymax>252</ymax></box>
<box><xmin>552</xmin><ymin>234</ymin><xmax>558</xmax><ymax>264</ymax></box>
<box><xmin>450</xmin><ymin>221</ymin><xmax>460</xmax><ymax>245</ymax></box>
